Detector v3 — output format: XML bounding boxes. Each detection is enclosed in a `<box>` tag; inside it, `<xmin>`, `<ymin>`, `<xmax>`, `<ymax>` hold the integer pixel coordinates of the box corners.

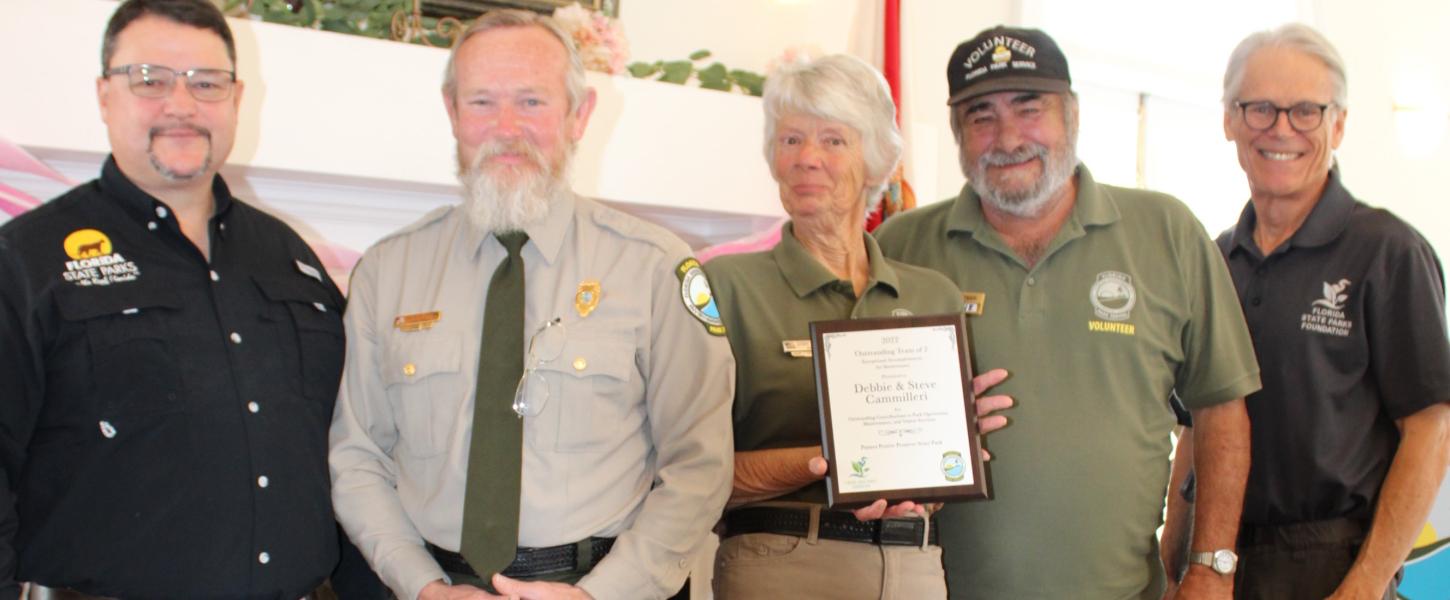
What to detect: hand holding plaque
<box><xmin>810</xmin><ymin>314</ymin><xmax>988</xmax><ymax>508</ymax></box>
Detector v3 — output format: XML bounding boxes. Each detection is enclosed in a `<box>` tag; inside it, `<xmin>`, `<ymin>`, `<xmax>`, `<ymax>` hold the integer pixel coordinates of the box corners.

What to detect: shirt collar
<box><xmin>97</xmin><ymin>155</ymin><xmax>234</xmax><ymax>227</ymax></box>
<box><xmin>458</xmin><ymin>191</ymin><xmax>576</xmax><ymax>265</ymax></box>
<box><xmin>1226</xmin><ymin>166</ymin><xmax>1353</xmax><ymax>257</ymax></box>
<box><xmin>772</xmin><ymin>220</ymin><xmax>901</xmax><ymax>298</ymax></box>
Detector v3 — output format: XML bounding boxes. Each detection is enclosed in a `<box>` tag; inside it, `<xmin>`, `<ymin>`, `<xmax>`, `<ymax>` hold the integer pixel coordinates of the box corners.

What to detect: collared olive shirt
<box><xmin>0</xmin><ymin>157</ymin><xmax>345</xmax><ymax>599</ymax></box>
<box><xmin>876</xmin><ymin>165</ymin><xmax>1261</xmax><ymax>599</ymax></box>
<box><xmin>704</xmin><ymin>223</ymin><xmax>964</xmax><ymax>504</ymax></box>
<box><xmin>1218</xmin><ymin>167</ymin><xmax>1450</xmax><ymax>526</ymax></box>
<box><xmin>329</xmin><ymin>193</ymin><xmax>734</xmax><ymax>600</ymax></box>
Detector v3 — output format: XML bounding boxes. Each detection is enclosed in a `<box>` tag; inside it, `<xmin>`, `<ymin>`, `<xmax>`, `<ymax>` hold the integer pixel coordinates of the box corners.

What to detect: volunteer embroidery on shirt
<box><xmin>60</xmin><ymin>228</ymin><xmax>140</xmax><ymax>286</ymax></box>
<box><xmin>1301</xmin><ymin>278</ymin><xmax>1353</xmax><ymax>337</ymax></box>
<box><xmin>1088</xmin><ymin>270</ymin><xmax>1136</xmax><ymax>336</ymax></box>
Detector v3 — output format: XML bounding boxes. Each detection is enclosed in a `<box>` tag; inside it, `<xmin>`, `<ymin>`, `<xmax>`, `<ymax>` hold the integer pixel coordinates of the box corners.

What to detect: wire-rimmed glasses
<box><xmin>103</xmin><ymin>64</ymin><xmax>237</xmax><ymax>102</ymax></box>
<box><xmin>512</xmin><ymin>318</ymin><xmax>565</xmax><ymax>418</ymax></box>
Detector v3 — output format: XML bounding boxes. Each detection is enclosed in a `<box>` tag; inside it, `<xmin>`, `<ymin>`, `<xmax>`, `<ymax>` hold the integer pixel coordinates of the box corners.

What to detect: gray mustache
<box><xmin>978</xmin><ymin>144</ymin><xmax>1047</xmax><ymax>168</ymax></box>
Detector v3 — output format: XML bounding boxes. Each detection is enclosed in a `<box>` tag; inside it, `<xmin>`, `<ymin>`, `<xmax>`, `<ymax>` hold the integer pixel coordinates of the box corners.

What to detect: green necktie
<box><xmin>460</xmin><ymin>230</ymin><xmax>529</xmax><ymax>577</ymax></box>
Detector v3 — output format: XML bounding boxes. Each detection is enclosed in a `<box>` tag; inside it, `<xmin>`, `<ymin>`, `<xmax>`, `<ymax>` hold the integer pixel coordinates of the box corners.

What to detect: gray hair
<box><xmin>442</xmin><ymin>9</ymin><xmax>586</xmax><ymax>111</ymax></box>
<box><xmin>1222</xmin><ymin>23</ymin><xmax>1347</xmax><ymax>111</ymax></box>
<box><xmin>762</xmin><ymin>54</ymin><xmax>903</xmax><ymax>200</ymax></box>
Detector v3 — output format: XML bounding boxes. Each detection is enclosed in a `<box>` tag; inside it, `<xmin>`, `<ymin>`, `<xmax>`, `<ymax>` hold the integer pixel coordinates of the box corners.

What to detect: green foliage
<box><xmin>626</xmin><ymin>49</ymin><xmax>766</xmax><ymax>97</ymax></box>
<box><xmin>223</xmin><ymin>0</ymin><xmax>452</xmax><ymax>46</ymax></box>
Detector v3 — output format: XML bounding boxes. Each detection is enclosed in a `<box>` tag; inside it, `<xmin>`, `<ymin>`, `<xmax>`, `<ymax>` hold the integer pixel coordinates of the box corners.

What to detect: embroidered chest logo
<box><xmin>1087</xmin><ymin>271</ymin><xmax>1137</xmax><ymax>336</ymax></box>
<box><xmin>61</xmin><ymin>229</ymin><xmax>140</xmax><ymax>286</ymax></box>
<box><xmin>1301</xmin><ymin>278</ymin><xmax>1353</xmax><ymax>337</ymax></box>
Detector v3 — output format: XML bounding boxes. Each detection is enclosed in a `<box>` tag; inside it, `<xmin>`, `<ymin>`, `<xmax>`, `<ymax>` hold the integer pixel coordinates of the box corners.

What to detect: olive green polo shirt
<box><xmin>875</xmin><ymin>166</ymin><xmax>1260</xmax><ymax>599</ymax></box>
<box><xmin>704</xmin><ymin>222</ymin><xmax>964</xmax><ymax>504</ymax></box>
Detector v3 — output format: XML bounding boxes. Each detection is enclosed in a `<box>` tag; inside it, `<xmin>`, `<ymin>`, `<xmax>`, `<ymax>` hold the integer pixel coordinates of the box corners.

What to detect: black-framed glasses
<box><xmin>103</xmin><ymin>64</ymin><xmax>237</xmax><ymax>102</ymax></box>
<box><xmin>512</xmin><ymin>318</ymin><xmax>565</xmax><ymax>418</ymax></box>
<box><xmin>1235</xmin><ymin>100</ymin><xmax>1332</xmax><ymax>132</ymax></box>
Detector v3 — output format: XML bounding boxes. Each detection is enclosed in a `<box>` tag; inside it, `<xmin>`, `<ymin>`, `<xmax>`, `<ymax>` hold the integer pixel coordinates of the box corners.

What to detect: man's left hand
<box><xmin>491</xmin><ymin>575</ymin><xmax>595</xmax><ymax>600</ymax></box>
<box><xmin>1171</xmin><ymin>567</ymin><xmax>1231</xmax><ymax>600</ymax></box>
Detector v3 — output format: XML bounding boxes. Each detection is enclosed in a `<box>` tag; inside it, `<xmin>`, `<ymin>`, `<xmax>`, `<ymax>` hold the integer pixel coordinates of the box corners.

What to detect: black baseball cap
<box><xmin>946</xmin><ymin>26</ymin><xmax>1072</xmax><ymax>105</ymax></box>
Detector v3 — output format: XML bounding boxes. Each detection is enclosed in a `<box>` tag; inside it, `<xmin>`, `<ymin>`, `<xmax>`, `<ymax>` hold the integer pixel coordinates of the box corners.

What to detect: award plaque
<box><xmin>810</xmin><ymin>314</ymin><xmax>988</xmax><ymax>508</ymax></box>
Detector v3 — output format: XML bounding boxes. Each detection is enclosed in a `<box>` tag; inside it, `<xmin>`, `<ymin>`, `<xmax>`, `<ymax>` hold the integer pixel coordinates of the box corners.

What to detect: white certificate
<box><xmin>811</xmin><ymin>315</ymin><xmax>988</xmax><ymax>507</ymax></box>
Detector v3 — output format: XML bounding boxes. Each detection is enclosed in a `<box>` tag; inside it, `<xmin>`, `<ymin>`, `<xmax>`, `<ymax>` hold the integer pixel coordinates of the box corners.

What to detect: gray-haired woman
<box><xmin>703</xmin><ymin>54</ymin><xmax>1012</xmax><ymax>599</ymax></box>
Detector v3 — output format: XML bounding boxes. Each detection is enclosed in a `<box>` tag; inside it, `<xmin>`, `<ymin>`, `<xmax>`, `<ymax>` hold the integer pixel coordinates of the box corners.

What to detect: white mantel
<box><xmin>0</xmin><ymin>0</ymin><xmax>785</xmax><ymax>250</ymax></box>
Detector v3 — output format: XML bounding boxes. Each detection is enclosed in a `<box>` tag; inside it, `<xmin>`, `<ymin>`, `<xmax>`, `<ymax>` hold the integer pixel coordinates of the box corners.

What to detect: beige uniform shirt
<box><xmin>329</xmin><ymin>193</ymin><xmax>734</xmax><ymax>600</ymax></box>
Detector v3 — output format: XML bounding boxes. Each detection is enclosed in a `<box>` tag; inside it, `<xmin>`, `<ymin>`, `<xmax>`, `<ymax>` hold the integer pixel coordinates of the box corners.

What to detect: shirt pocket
<box><xmin>537</xmin><ymin>335</ymin><xmax>637</xmax><ymax>453</ymax></box>
<box><xmin>253</xmin><ymin>275</ymin><xmax>345</xmax><ymax>406</ymax></box>
<box><xmin>54</xmin><ymin>285</ymin><xmax>184</xmax><ymax>417</ymax></box>
<box><xmin>380</xmin><ymin>330</ymin><xmax>464</xmax><ymax>458</ymax></box>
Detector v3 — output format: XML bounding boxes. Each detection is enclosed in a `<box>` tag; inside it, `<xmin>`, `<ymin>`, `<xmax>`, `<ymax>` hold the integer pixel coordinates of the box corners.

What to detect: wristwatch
<box><xmin>1187</xmin><ymin>549</ymin><xmax>1238</xmax><ymax>575</ymax></box>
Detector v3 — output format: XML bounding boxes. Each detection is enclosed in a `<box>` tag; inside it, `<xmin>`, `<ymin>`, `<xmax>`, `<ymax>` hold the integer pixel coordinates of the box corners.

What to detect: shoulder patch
<box><xmin>675</xmin><ymin>257</ymin><xmax>725</xmax><ymax>336</ymax></box>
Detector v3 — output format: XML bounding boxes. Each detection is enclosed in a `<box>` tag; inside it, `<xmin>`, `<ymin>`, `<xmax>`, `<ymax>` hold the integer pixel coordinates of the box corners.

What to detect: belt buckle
<box><xmin>877</xmin><ymin>518</ymin><xmax>922</xmax><ymax>546</ymax></box>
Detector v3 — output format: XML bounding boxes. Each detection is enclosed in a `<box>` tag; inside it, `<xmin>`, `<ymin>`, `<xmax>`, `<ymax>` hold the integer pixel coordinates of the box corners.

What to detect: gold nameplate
<box><xmin>961</xmin><ymin>292</ymin><xmax>986</xmax><ymax>316</ymax></box>
<box><xmin>576</xmin><ymin>280</ymin><xmax>602</xmax><ymax>318</ymax></box>
<box><xmin>393</xmin><ymin>311</ymin><xmax>441</xmax><ymax>332</ymax></box>
<box><xmin>782</xmin><ymin>339</ymin><xmax>812</xmax><ymax>358</ymax></box>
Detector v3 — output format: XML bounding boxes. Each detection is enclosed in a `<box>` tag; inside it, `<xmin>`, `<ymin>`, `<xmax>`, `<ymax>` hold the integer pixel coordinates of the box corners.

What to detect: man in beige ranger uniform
<box><xmin>876</xmin><ymin>26</ymin><xmax>1259</xmax><ymax>599</ymax></box>
<box><xmin>328</xmin><ymin>10</ymin><xmax>734</xmax><ymax>600</ymax></box>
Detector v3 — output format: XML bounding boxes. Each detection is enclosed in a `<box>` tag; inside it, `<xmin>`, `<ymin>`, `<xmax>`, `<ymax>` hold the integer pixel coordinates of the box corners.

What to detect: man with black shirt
<box><xmin>1211</xmin><ymin>23</ymin><xmax>1450</xmax><ymax>599</ymax></box>
<box><xmin>0</xmin><ymin>0</ymin><xmax>359</xmax><ymax>597</ymax></box>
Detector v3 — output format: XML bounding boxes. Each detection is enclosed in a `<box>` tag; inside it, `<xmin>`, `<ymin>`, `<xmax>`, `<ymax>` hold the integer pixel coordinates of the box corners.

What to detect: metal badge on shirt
<box><xmin>576</xmin><ymin>280</ymin><xmax>601</xmax><ymax>318</ymax></box>
<box><xmin>60</xmin><ymin>228</ymin><xmax>141</xmax><ymax>287</ymax></box>
<box><xmin>394</xmin><ymin>311</ymin><xmax>441</xmax><ymax>332</ymax></box>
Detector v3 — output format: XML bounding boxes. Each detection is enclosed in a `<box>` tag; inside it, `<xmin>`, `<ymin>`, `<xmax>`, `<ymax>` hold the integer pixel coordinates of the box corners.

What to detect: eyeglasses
<box><xmin>513</xmin><ymin>318</ymin><xmax>565</xmax><ymax>418</ymax></box>
<box><xmin>103</xmin><ymin>64</ymin><xmax>237</xmax><ymax>102</ymax></box>
<box><xmin>1235</xmin><ymin>100</ymin><xmax>1332</xmax><ymax>132</ymax></box>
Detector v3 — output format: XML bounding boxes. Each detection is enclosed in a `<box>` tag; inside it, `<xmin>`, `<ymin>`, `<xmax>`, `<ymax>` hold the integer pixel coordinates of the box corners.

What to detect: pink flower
<box><xmin>553</xmin><ymin>2</ymin><xmax>629</xmax><ymax>74</ymax></box>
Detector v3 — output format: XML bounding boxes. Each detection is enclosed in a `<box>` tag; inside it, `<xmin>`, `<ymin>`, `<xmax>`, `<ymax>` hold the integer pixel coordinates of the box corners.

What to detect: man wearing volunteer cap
<box><xmin>877</xmin><ymin>25</ymin><xmax>1259</xmax><ymax>598</ymax></box>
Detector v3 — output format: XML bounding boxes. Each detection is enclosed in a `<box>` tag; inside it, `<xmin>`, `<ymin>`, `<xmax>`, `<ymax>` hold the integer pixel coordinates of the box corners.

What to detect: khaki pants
<box><xmin>714</xmin><ymin>533</ymin><xmax>946</xmax><ymax>600</ymax></box>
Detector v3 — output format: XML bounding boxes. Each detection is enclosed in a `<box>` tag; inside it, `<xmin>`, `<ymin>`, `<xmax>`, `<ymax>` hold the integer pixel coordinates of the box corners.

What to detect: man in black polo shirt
<box><xmin>1213</xmin><ymin>23</ymin><xmax>1450</xmax><ymax>599</ymax></box>
<box><xmin>0</xmin><ymin>1</ymin><xmax>375</xmax><ymax>597</ymax></box>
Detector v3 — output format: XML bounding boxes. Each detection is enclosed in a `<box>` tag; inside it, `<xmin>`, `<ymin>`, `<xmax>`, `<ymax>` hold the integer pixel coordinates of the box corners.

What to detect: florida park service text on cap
<box><xmin>947</xmin><ymin>26</ymin><xmax>1072</xmax><ymax>105</ymax></box>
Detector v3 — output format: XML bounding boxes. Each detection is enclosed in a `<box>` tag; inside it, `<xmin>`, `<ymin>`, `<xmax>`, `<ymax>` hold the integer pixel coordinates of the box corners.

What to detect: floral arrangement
<box><xmin>553</xmin><ymin>3</ymin><xmax>630</xmax><ymax>75</ymax></box>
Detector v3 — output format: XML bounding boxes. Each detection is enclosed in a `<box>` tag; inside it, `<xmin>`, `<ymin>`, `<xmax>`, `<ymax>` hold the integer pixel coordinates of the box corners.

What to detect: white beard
<box><xmin>458</xmin><ymin>139</ymin><xmax>574</xmax><ymax>234</ymax></box>
<box><xmin>965</xmin><ymin>135</ymin><xmax>1078</xmax><ymax>219</ymax></box>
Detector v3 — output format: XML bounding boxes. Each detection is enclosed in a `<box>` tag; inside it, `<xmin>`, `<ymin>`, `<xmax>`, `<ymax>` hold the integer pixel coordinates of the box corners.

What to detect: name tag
<box><xmin>394</xmin><ymin>311</ymin><xmax>441</xmax><ymax>332</ymax></box>
<box><xmin>961</xmin><ymin>292</ymin><xmax>986</xmax><ymax>316</ymax></box>
<box><xmin>781</xmin><ymin>339</ymin><xmax>812</xmax><ymax>358</ymax></box>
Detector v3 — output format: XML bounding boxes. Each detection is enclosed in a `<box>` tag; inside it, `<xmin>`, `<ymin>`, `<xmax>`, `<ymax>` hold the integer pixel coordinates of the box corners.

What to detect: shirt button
<box><xmin>155</xmin><ymin>205</ymin><xmax>169</xmax><ymax>219</ymax></box>
<box><xmin>258</xmin><ymin>551</ymin><xmax>270</xmax><ymax>564</ymax></box>
<box><xmin>257</xmin><ymin>475</ymin><xmax>270</xmax><ymax>488</ymax></box>
<box><xmin>248</xmin><ymin>401</ymin><xmax>260</xmax><ymax>413</ymax></box>
<box><xmin>1026</xmin><ymin>276</ymin><xmax>1037</xmax><ymax>286</ymax></box>
<box><xmin>210</xmin><ymin>270</ymin><xmax>220</xmax><ymax>282</ymax></box>
<box><xmin>403</xmin><ymin>363</ymin><xmax>417</xmax><ymax>377</ymax></box>
<box><xmin>98</xmin><ymin>421</ymin><xmax>117</xmax><ymax>438</ymax></box>
<box><xmin>230</xmin><ymin>332</ymin><xmax>243</xmax><ymax>344</ymax></box>
<box><xmin>573</xmin><ymin>357</ymin><xmax>587</xmax><ymax>371</ymax></box>
<box><xmin>147</xmin><ymin>221</ymin><xmax>158</xmax><ymax>231</ymax></box>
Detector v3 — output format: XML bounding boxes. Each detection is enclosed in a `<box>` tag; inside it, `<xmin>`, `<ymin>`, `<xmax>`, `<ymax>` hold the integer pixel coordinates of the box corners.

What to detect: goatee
<box><xmin>458</xmin><ymin>138</ymin><xmax>574</xmax><ymax>235</ymax></box>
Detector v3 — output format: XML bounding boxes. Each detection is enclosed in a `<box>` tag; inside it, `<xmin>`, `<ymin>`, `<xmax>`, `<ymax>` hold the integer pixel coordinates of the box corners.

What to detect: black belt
<box><xmin>724</xmin><ymin>506</ymin><xmax>938</xmax><ymax>546</ymax></box>
<box><xmin>427</xmin><ymin>538</ymin><xmax>615</xmax><ymax>579</ymax></box>
<box><xmin>1238</xmin><ymin>517</ymin><xmax>1368</xmax><ymax>548</ymax></box>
